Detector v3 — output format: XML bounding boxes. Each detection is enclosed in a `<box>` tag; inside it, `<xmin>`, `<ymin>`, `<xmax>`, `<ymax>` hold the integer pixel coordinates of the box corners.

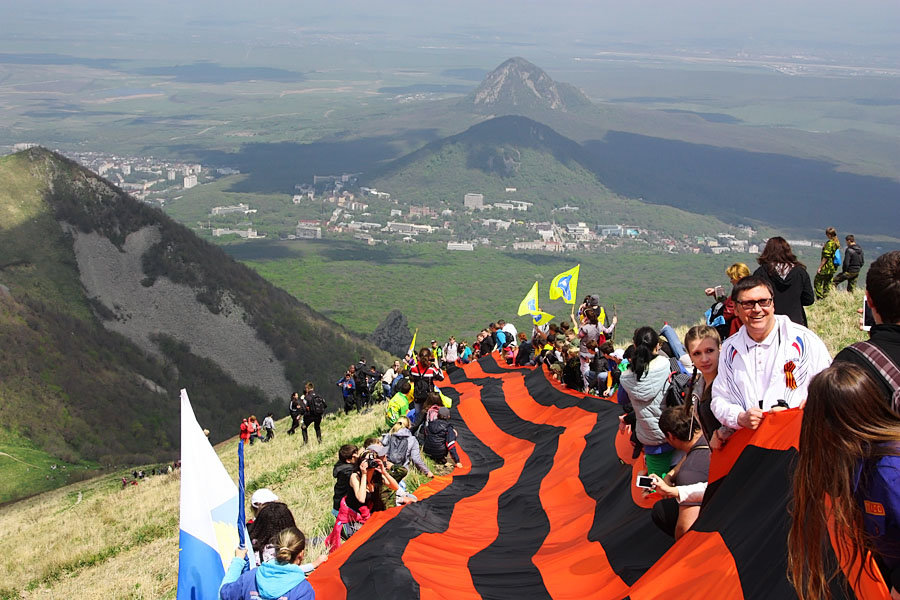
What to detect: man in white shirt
<box><xmin>711</xmin><ymin>276</ymin><xmax>831</xmax><ymax>432</ymax></box>
<box><xmin>499</xmin><ymin>319</ymin><xmax>518</xmax><ymax>346</ymax></box>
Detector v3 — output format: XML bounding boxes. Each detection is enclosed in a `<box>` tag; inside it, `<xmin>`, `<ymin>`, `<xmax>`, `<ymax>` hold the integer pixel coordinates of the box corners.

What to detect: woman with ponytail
<box><xmin>219</xmin><ymin>527</ymin><xmax>316</xmax><ymax>600</ymax></box>
<box><xmin>788</xmin><ymin>364</ymin><xmax>900</xmax><ymax>600</ymax></box>
<box><xmin>619</xmin><ymin>326</ymin><xmax>675</xmax><ymax>478</ymax></box>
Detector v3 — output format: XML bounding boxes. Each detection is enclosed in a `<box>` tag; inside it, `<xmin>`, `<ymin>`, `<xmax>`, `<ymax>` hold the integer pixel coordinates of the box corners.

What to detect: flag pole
<box><xmin>237</xmin><ymin>440</ymin><xmax>250</xmax><ymax>571</ymax></box>
<box><xmin>612</xmin><ymin>303</ymin><xmax>618</xmax><ymax>344</ymax></box>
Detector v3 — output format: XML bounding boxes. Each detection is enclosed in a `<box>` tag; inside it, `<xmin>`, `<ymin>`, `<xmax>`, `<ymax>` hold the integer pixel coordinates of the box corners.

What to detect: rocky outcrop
<box><xmin>471</xmin><ymin>57</ymin><xmax>592</xmax><ymax>113</ymax></box>
<box><xmin>67</xmin><ymin>223</ymin><xmax>291</xmax><ymax>400</ymax></box>
<box><xmin>370</xmin><ymin>309</ymin><xmax>413</xmax><ymax>357</ymax></box>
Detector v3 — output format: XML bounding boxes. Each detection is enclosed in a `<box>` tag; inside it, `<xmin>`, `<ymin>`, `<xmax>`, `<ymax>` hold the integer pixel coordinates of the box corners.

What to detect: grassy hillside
<box><xmin>0</xmin><ymin>407</ymin><xmax>430</xmax><ymax>599</ymax></box>
<box><xmin>0</xmin><ymin>288</ymin><xmax>869</xmax><ymax>599</ymax></box>
<box><xmin>368</xmin><ymin>115</ymin><xmax>738</xmax><ymax>237</ymax></box>
<box><xmin>0</xmin><ymin>148</ymin><xmax>392</xmax><ymax>503</ymax></box>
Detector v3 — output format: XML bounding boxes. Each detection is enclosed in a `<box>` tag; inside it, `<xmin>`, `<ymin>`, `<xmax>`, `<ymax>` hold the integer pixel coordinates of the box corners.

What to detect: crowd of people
<box><xmin>218</xmin><ymin>232</ymin><xmax>898</xmax><ymax>600</ymax></box>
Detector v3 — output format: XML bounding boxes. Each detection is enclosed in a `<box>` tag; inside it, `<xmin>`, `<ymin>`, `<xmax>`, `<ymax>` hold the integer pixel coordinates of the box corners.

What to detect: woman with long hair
<box><xmin>619</xmin><ymin>326</ymin><xmax>673</xmax><ymax>477</ymax></box>
<box><xmin>788</xmin><ymin>364</ymin><xmax>900</xmax><ymax>600</ymax></box>
<box><xmin>753</xmin><ymin>236</ymin><xmax>815</xmax><ymax>326</ymax></box>
<box><xmin>682</xmin><ymin>325</ymin><xmax>726</xmax><ymax>447</ymax></box>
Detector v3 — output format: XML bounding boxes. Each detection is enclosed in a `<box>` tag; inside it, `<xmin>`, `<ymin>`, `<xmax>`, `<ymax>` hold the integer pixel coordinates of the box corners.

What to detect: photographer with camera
<box><xmin>325</xmin><ymin>449</ymin><xmax>399</xmax><ymax>551</ymax></box>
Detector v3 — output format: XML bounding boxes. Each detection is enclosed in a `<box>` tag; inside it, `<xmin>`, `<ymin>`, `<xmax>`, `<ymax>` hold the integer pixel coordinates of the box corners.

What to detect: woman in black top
<box><xmin>753</xmin><ymin>236</ymin><xmax>815</xmax><ymax>326</ymax></box>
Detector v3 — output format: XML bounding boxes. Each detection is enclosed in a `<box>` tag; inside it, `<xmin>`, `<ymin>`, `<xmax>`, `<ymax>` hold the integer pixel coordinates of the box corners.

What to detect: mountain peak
<box><xmin>471</xmin><ymin>57</ymin><xmax>591</xmax><ymax>113</ymax></box>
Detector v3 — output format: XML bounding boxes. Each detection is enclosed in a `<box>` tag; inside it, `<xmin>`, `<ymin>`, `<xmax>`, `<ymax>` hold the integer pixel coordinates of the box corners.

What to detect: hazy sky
<box><xmin>3</xmin><ymin>0</ymin><xmax>899</xmax><ymax>63</ymax></box>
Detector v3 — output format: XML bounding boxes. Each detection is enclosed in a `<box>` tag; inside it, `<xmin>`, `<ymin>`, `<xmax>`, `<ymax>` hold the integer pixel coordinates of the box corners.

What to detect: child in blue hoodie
<box><xmin>219</xmin><ymin>527</ymin><xmax>315</xmax><ymax>600</ymax></box>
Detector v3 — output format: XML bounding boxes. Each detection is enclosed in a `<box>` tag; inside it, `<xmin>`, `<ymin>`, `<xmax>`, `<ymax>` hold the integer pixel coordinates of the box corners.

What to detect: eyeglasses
<box><xmin>736</xmin><ymin>297</ymin><xmax>774</xmax><ymax>310</ymax></box>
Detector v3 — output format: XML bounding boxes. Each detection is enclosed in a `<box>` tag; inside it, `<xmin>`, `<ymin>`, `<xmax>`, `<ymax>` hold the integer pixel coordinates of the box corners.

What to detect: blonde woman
<box><xmin>219</xmin><ymin>527</ymin><xmax>316</xmax><ymax>599</ymax></box>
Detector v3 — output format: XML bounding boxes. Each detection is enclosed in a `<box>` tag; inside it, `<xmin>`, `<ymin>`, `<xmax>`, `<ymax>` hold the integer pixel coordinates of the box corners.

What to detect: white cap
<box><xmin>250</xmin><ymin>488</ymin><xmax>279</xmax><ymax>508</ymax></box>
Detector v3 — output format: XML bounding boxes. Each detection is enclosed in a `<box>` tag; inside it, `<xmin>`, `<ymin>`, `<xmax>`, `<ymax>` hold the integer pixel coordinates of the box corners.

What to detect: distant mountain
<box><xmin>467</xmin><ymin>57</ymin><xmax>593</xmax><ymax>114</ymax></box>
<box><xmin>367</xmin><ymin>115</ymin><xmax>737</xmax><ymax>237</ymax></box>
<box><xmin>0</xmin><ymin>148</ymin><xmax>388</xmax><ymax>501</ymax></box>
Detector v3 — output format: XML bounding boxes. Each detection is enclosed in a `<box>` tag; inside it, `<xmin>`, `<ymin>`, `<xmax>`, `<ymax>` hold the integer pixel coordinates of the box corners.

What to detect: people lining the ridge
<box><xmin>753</xmin><ymin>237</ymin><xmax>815</xmax><ymax>327</ymax></box>
<box><xmin>710</xmin><ymin>275</ymin><xmax>831</xmax><ymax>436</ymax></box>
<box><xmin>834</xmin><ymin>250</ymin><xmax>900</xmax><ymax>411</ymax></box>
<box><xmin>814</xmin><ymin>226</ymin><xmax>841</xmax><ymax>300</ymax></box>
<box><xmin>705</xmin><ymin>262</ymin><xmax>750</xmax><ymax>340</ymax></box>
<box><xmin>832</xmin><ymin>234</ymin><xmax>865</xmax><ymax>292</ymax></box>
<box><xmin>788</xmin><ymin>364</ymin><xmax>900</xmax><ymax>600</ymax></box>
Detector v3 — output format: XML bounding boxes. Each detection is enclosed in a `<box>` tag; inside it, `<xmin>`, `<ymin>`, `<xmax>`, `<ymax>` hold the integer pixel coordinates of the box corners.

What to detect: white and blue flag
<box><xmin>177</xmin><ymin>389</ymin><xmax>251</xmax><ymax>599</ymax></box>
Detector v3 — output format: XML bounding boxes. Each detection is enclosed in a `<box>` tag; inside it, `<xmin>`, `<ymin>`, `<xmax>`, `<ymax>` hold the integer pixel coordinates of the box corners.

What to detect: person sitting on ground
<box><xmin>458</xmin><ymin>340</ymin><xmax>472</xmax><ymax>364</ymax></box>
<box><xmin>262</xmin><ymin>412</ymin><xmax>275</xmax><ymax>442</ymax></box>
<box><xmin>288</xmin><ymin>392</ymin><xmax>302</xmax><ymax>436</ymax></box>
<box><xmin>219</xmin><ymin>527</ymin><xmax>316</xmax><ymax>600</ymax></box>
<box><xmin>423</xmin><ymin>406</ymin><xmax>463</xmax><ymax>474</ymax></box>
<box><xmin>705</xmin><ymin>262</ymin><xmax>751</xmax><ymax>340</ymax></box>
<box><xmin>834</xmin><ymin>250</ymin><xmax>900</xmax><ymax>412</ymax></box>
<box><xmin>331</xmin><ymin>445</ymin><xmax>358</xmax><ymax>517</ymax></box>
<box><xmin>248</xmin><ymin>500</ymin><xmax>297</xmax><ymax>565</ymax></box>
<box><xmin>753</xmin><ymin>237</ymin><xmax>815</xmax><ymax>327</ymax></box>
<box><xmin>562</xmin><ymin>345</ymin><xmax>583</xmax><ymax>391</ymax></box>
<box><xmin>386</xmin><ymin>379</ymin><xmax>413</xmax><ymax>427</ymax></box>
<box><xmin>325</xmin><ymin>450</ymin><xmax>399</xmax><ymax>550</ymax></box>
<box><xmin>381</xmin><ymin>416</ymin><xmax>434</xmax><ymax>492</ymax></box>
<box><xmin>515</xmin><ymin>332</ymin><xmax>535</xmax><ymax>366</ymax></box>
<box><xmin>711</xmin><ymin>275</ymin><xmax>831</xmax><ymax>436</ymax></box>
<box><xmin>336</xmin><ymin>369</ymin><xmax>356</xmax><ymax>414</ymax></box>
<box><xmin>788</xmin><ymin>364</ymin><xmax>900</xmax><ymax>600</ymax></box>
<box><xmin>619</xmin><ymin>327</ymin><xmax>673</xmax><ymax>478</ymax></box>
<box><xmin>247</xmin><ymin>487</ymin><xmax>279</xmax><ymax>533</ymax></box>
<box><xmin>478</xmin><ymin>329</ymin><xmax>494</xmax><ymax>356</ymax></box>
<box><xmin>300</xmin><ymin>382</ymin><xmax>326</xmax><ymax>445</ymax></box>
<box><xmin>381</xmin><ymin>360</ymin><xmax>402</xmax><ymax>398</ymax></box>
<box><xmin>648</xmin><ymin>404</ymin><xmax>711</xmax><ymax>540</ymax></box>
<box><xmin>832</xmin><ymin>234</ymin><xmax>865</xmax><ymax>292</ymax></box>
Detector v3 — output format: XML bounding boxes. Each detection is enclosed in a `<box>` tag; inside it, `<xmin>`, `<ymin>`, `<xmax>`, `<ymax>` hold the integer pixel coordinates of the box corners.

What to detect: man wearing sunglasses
<box><xmin>711</xmin><ymin>275</ymin><xmax>831</xmax><ymax>434</ymax></box>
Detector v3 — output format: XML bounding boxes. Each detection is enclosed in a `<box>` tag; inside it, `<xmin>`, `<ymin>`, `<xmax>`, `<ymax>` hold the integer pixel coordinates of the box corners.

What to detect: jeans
<box><xmin>660</xmin><ymin>324</ymin><xmax>688</xmax><ymax>362</ymax></box>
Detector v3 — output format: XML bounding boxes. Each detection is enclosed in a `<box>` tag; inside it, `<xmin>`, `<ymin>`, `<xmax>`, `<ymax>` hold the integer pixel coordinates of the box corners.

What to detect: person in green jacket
<box><xmin>385</xmin><ymin>379</ymin><xmax>413</xmax><ymax>426</ymax></box>
<box><xmin>814</xmin><ymin>227</ymin><xmax>840</xmax><ymax>300</ymax></box>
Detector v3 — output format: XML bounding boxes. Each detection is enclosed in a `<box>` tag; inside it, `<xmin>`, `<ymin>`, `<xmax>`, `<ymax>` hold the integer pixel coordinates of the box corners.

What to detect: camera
<box><xmin>367</xmin><ymin>458</ymin><xmax>379</xmax><ymax>469</ymax></box>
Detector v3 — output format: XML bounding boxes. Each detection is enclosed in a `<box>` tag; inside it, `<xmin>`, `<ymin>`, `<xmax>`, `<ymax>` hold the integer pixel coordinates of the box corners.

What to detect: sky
<box><xmin>2</xmin><ymin>0</ymin><xmax>899</xmax><ymax>66</ymax></box>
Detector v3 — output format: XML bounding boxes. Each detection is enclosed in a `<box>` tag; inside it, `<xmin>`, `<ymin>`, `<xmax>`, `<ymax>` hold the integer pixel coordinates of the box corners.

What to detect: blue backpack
<box><xmin>833</xmin><ymin>247</ymin><xmax>842</xmax><ymax>267</ymax></box>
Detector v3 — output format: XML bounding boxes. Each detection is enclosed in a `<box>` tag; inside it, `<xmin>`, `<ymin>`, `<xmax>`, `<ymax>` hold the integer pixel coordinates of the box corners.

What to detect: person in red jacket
<box><xmin>240</xmin><ymin>418</ymin><xmax>251</xmax><ymax>445</ymax></box>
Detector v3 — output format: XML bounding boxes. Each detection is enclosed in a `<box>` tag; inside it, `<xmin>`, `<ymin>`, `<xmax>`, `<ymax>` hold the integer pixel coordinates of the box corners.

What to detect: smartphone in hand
<box><xmin>863</xmin><ymin>295</ymin><xmax>875</xmax><ymax>332</ymax></box>
<box><xmin>635</xmin><ymin>475</ymin><xmax>654</xmax><ymax>489</ymax></box>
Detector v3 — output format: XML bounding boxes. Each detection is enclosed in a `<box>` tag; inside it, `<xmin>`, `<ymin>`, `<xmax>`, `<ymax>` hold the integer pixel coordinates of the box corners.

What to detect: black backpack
<box><xmin>309</xmin><ymin>393</ymin><xmax>327</xmax><ymax>416</ymax></box>
<box><xmin>665</xmin><ymin>366</ymin><xmax>698</xmax><ymax>408</ymax></box>
<box><xmin>413</xmin><ymin>377</ymin><xmax>432</xmax><ymax>403</ymax></box>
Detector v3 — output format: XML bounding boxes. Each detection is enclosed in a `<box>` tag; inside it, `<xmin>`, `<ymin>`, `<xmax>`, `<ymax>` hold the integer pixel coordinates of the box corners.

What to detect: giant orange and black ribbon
<box><xmin>309</xmin><ymin>353</ymin><xmax>889</xmax><ymax>599</ymax></box>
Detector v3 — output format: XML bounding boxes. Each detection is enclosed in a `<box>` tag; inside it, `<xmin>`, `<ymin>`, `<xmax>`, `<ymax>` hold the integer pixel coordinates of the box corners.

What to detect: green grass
<box><xmin>227</xmin><ymin>237</ymin><xmax>758</xmax><ymax>345</ymax></box>
<box><xmin>0</xmin><ymin>430</ymin><xmax>98</xmax><ymax>504</ymax></box>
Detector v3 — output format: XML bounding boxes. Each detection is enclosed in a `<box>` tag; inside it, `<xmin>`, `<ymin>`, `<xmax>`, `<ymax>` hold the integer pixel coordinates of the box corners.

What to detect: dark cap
<box><xmin>438</xmin><ymin>406</ymin><xmax>451</xmax><ymax>419</ymax></box>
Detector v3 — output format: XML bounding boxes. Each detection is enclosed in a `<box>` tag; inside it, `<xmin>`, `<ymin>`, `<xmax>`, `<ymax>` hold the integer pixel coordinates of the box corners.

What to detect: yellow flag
<box><xmin>549</xmin><ymin>264</ymin><xmax>580</xmax><ymax>304</ymax></box>
<box><xmin>407</xmin><ymin>328</ymin><xmax>418</xmax><ymax>356</ymax></box>
<box><xmin>517</xmin><ymin>282</ymin><xmax>540</xmax><ymax>316</ymax></box>
<box><xmin>531</xmin><ymin>311</ymin><xmax>555</xmax><ymax>326</ymax></box>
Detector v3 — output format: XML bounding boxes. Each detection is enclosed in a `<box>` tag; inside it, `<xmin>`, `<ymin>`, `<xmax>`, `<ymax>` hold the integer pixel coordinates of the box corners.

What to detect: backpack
<box><xmin>413</xmin><ymin>377</ymin><xmax>432</xmax><ymax>403</ymax></box>
<box><xmin>847</xmin><ymin>342</ymin><xmax>900</xmax><ymax>413</ymax></box>
<box><xmin>386</xmin><ymin>434</ymin><xmax>409</xmax><ymax>466</ymax></box>
<box><xmin>833</xmin><ymin>247</ymin><xmax>842</xmax><ymax>267</ymax></box>
<box><xmin>309</xmin><ymin>393</ymin><xmax>327</xmax><ymax>416</ymax></box>
<box><xmin>665</xmin><ymin>366</ymin><xmax>698</xmax><ymax>408</ymax></box>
